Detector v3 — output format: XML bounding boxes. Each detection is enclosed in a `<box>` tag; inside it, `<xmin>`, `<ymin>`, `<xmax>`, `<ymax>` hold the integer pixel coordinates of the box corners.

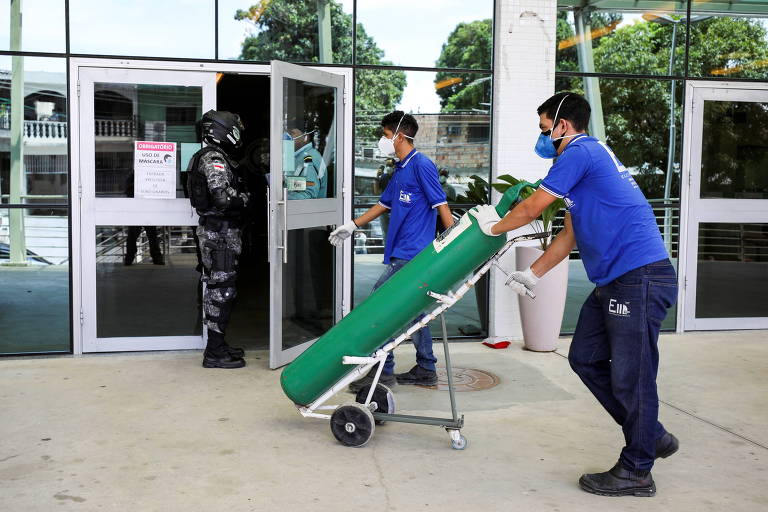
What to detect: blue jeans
<box><xmin>568</xmin><ymin>259</ymin><xmax>678</xmax><ymax>472</ymax></box>
<box><xmin>373</xmin><ymin>258</ymin><xmax>437</xmax><ymax>375</ymax></box>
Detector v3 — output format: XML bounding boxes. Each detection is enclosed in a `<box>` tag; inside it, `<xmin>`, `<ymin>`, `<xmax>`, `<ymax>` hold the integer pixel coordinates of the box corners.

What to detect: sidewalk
<box><xmin>1</xmin><ymin>330</ymin><xmax>766</xmax><ymax>511</ymax></box>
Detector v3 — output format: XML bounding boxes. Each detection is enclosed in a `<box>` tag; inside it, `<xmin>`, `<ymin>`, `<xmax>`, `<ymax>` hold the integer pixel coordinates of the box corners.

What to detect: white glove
<box><xmin>469</xmin><ymin>204</ymin><xmax>502</xmax><ymax>236</ymax></box>
<box><xmin>328</xmin><ymin>220</ymin><xmax>358</xmax><ymax>247</ymax></box>
<box><xmin>505</xmin><ymin>267</ymin><xmax>539</xmax><ymax>298</ymax></box>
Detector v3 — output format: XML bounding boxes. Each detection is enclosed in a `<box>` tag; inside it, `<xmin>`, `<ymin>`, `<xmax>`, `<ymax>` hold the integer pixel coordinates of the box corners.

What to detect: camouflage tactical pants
<box><xmin>197</xmin><ymin>219</ymin><xmax>242</xmax><ymax>344</ymax></box>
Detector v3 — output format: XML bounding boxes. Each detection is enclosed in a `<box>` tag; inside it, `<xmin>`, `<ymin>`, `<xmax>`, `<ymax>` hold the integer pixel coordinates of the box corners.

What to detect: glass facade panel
<box><xmin>689</xmin><ymin>1</ymin><xmax>768</xmax><ymax>79</ymax></box>
<box><xmin>556</xmin><ymin>2</ymin><xmax>689</xmax><ymax>76</ymax></box>
<box><xmin>353</xmin><ymin>69</ymin><xmax>491</xmax><ymax>336</ymax></box>
<box><xmin>281</xmin><ymin>77</ymin><xmax>337</xmax><ymax>200</ymax></box>
<box><xmin>1</xmin><ymin>56</ymin><xmax>68</xmax><ymax>205</ymax></box>
<box><xmin>1</xmin><ymin>207</ymin><xmax>70</xmax><ymax>354</ymax></box>
<box><xmin>218</xmin><ymin>0</ymin><xmax>354</xmax><ymax>64</ymax></box>
<box><xmin>696</xmin><ymin>223</ymin><xmax>768</xmax><ymax>318</ymax></box>
<box><xmin>93</xmin><ymin>83</ymin><xmax>202</xmax><ymax>198</ymax></box>
<box><xmin>0</xmin><ymin>0</ymin><xmax>66</xmax><ymax>53</ymax></box>
<box><xmin>701</xmin><ymin>100</ymin><xmax>768</xmax><ymax>199</ymax></box>
<box><xmin>356</xmin><ymin>0</ymin><xmax>493</xmax><ymax>69</ymax></box>
<box><xmin>96</xmin><ymin>225</ymin><xmax>201</xmax><ymax>338</ymax></box>
<box><xmin>69</xmin><ymin>0</ymin><xmax>215</xmax><ymax>59</ymax></box>
<box><xmin>282</xmin><ymin>226</ymin><xmax>335</xmax><ymax>349</ymax></box>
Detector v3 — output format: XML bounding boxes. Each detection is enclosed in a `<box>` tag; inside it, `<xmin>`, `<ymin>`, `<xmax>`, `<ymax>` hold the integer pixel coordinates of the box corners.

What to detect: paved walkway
<box><xmin>1</xmin><ymin>330</ymin><xmax>766</xmax><ymax>511</ymax></box>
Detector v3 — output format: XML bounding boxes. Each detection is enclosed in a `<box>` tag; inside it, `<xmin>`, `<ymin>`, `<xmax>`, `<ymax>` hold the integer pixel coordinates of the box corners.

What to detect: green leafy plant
<box><xmin>456</xmin><ymin>174</ymin><xmax>566</xmax><ymax>250</ymax></box>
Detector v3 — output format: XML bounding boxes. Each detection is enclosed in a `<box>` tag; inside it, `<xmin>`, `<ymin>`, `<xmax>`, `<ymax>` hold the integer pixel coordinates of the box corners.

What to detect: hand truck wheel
<box><xmin>330</xmin><ymin>403</ymin><xmax>375</xmax><ymax>447</ymax></box>
<box><xmin>355</xmin><ymin>384</ymin><xmax>395</xmax><ymax>424</ymax></box>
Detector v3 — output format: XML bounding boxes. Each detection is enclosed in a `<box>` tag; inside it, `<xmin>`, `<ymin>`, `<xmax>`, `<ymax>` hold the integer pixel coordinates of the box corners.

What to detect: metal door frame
<box><xmin>70</xmin><ymin>58</ymin><xmax>352</xmax><ymax>355</ymax></box>
<box><xmin>268</xmin><ymin>60</ymin><xmax>348</xmax><ymax>368</ymax></box>
<box><xmin>678</xmin><ymin>81</ymin><xmax>768</xmax><ymax>331</ymax></box>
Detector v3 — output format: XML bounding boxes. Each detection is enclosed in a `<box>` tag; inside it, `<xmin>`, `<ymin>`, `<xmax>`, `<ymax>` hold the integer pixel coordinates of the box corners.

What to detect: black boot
<box><xmin>224</xmin><ymin>344</ymin><xmax>245</xmax><ymax>358</ymax></box>
<box><xmin>395</xmin><ymin>365</ymin><xmax>437</xmax><ymax>386</ymax></box>
<box><xmin>579</xmin><ymin>462</ymin><xmax>656</xmax><ymax>497</ymax></box>
<box><xmin>202</xmin><ymin>349</ymin><xmax>245</xmax><ymax>369</ymax></box>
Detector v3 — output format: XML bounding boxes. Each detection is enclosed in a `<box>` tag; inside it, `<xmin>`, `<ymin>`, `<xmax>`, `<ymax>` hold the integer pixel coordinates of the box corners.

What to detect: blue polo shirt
<box><xmin>540</xmin><ymin>135</ymin><xmax>669</xmax><ymax>287</ymax></box>
<box><xmin>378</xmin><ymin>149</ymin><xmax>447</xmax><ymax>263</ymax></box>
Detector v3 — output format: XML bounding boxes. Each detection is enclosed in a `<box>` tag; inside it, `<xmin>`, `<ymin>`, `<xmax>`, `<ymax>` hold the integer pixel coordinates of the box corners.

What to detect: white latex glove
<box><xmin>328</xmin><ymin>220</ymin><xmax>358</xmax><ymax>247</ymax></box>
<box><xmin>505</xmin><ymin>267</ymin><xmax>539</xmax><ymax>298</ymax></box>
<box><xmin>469</xmin><ymin>204</ymin><xmax>502</xmax><ymax>236</ymax></box>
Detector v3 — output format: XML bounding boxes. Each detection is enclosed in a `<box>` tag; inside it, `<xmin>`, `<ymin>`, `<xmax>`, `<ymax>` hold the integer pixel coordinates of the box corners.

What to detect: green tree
<box><xmin>236</xmin><ymin>1</ymin><xmax>406</xmax><ymax>114</ymax></box>
<box><xmin>434</xmin><ymin>19</ymin><xmax>492</xmax><ymax>111</ymax></box>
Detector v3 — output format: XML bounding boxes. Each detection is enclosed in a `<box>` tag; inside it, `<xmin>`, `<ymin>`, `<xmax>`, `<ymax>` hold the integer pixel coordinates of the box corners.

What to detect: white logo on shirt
<box><xmin>399</xmin><ymin>190</ymin><xmax>412</xmax><ymax>203</ymax></box>
<box><xmin>608</xmin><ymin>299</ymin><xmax>631</xmax><ymax>317</ymax></box>
<box><xmin>564</xmin><ymin>196</ymin><xmax>575</xmax><ymax>209</ymax></box>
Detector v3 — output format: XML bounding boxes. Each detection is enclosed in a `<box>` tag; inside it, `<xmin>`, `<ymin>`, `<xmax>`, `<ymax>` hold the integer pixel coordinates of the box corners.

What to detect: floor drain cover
<box><xmin>430</xmin><ymin>367</ymin><xmax>500</xmax><ymax>392</ymax></box>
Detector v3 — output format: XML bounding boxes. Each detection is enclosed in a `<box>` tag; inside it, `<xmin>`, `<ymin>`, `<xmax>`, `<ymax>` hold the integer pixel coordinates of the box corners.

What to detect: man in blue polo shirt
<box><xmin>470</xmin><ymin>92</ymin><xmax>678</xmax><ymax>497</ymax></box>
<box><xmin>329</xmin><ymin>111</ymin><xmax>454</xmax><ymax>392</ymax></box>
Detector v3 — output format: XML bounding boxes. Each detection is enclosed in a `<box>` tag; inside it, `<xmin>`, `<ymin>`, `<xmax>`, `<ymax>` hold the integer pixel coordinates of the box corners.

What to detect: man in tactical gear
<box><xmin>188</xmin><ymin>110</ymin><xmax>250</xmax><ymax>369</ymax></box>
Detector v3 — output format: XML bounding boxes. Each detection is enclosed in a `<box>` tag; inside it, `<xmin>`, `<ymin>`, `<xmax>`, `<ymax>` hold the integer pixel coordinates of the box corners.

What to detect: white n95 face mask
<box><xmin>378</xmin><ymin>135</ymin><xmax>396</xmax><ymax>157</ymax></box>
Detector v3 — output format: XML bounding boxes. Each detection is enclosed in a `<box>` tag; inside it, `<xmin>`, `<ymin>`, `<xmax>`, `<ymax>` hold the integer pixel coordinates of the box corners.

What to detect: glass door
<box><xmin>269</xmin><ymin>61</ymin><xmax>345</xmax><ymax>368</ymax></box>
<box><xmin>682</xmin><ymin>84</ymin><xmax>768</xmax><ymax>330</ymax></box>
<box><xmin>78</xmin><ymin>67</ymin><xmax>216</xmax><ymax>352</ymax></box>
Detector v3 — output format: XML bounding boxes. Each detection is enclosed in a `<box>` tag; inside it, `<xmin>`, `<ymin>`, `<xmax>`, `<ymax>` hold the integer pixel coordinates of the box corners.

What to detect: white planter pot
<box><xmin>516</xmin><ymin>245</ymin><xmax>569</xmax><ymax>352</ymax></box>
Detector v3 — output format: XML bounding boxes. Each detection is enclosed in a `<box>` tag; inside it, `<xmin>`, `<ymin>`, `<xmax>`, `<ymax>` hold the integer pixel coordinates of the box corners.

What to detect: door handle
<box><xmin>266</xmin><ymin>187</ymin><xmax>271</xmax><ymax>263</ymax></box>
<box><xmin>277</xmin><ymin>187</ymin><xmax>288</xmax><ymax>264</ymax></box>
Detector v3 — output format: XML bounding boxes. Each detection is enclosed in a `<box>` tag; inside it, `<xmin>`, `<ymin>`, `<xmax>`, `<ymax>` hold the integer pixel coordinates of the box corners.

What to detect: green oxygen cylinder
<box><xmin>280</xmin><ymin>180</ymin><xmax>541</xmax><ymax>406</ymax></box>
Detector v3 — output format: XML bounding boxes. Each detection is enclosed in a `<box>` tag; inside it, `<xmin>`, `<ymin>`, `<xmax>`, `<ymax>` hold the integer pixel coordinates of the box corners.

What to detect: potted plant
<box><xmin>491</xmin><ymin>175</ymin><xmax>569</xmax><ymax>352</ymax></box>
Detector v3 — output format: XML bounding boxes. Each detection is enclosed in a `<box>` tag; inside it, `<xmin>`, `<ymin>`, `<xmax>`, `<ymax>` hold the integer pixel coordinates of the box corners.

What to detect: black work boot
<box><xmin>222</xmin><ymin>343</ymin><xmax>245</xmax><ymax>359</ymax></box>
<box><xmin>655</xmin><ymin>432</ymin><xmax>679</xmax><ymax>459</ymax></box>
<box><xmin>395</xmin><ymin>365</ymin><xmax>438</xmax><ymax>386</ymax></box>
<box><xmin>348</xmin><ymin>365</ymin><xmax>396</xmax><ymax>393</ymax></box>
<box><xmin>202</xmin><ymin>349</ymin><xmax>245</xmax><ymax>369</ymax></box>
<box><xmin>579</xmin><ymin>462</ymin><xmax>656</xmax><ymax>497</ymax></box>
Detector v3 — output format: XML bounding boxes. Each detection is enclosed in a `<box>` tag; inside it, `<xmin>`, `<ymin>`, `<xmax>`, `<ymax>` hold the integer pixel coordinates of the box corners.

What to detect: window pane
<box><xmin>556</xmin><ymin>2</ymin><xmax>688</xmax><ymax>76</ymax></box>
<box><xmin>281</xmin><ymin>78</ymin><xmax>337</xmax><ymax>200</ymax></box>
<box><xmin>1</xmin><ymin>207</ymin><xmax>70</xmax><ymax>354</ymax></box>
<box><xmin>96</xmin><ymin>225</ymin><xmax>202</xmax><ymax>338</ymax></box>
<box><xmin>219</xmin><ymin>0</ymin><xmax>353</xmax><ymax>64</ymax></box>
<box><xmin>701</xmin><ymin>100</ymin><xmax>768</xmax><ymax>199</ymax></box>
<box><xmin>93</xmin><ymin>83</ymin><xmax>202</xmax><ymax>198</ymax></box>
<box><xmin>356</xmin><ymin>0</ymin><xmax>493</xmax><ymax>69</ymax></box>
<box><xmin>689</xmin><ymin>2</ymin><xmax>768</xmax><ymax>79</ymax></box>
<box><xmin>696</xmin><ymin>223</ymin><xmax>768</xmax><ymax>318</ymax></box>
<box><xmin>0</xmin><ymin>0</ymin><xmax>66</xmax><ymax>53</ymax></box>
<box><xmin>353</xmin><ymin>69</ymin><xmax>491</xmax><ymax>336</ymax></box>
<box><xmin>69</xmin><ymin>0</ymin><xmax>215</xmax><ymax>58</ymax></box>
<box><xmin>0</xmin><ymin>57</ymin><xmax>68</xmax><ymax>205</ymax></box>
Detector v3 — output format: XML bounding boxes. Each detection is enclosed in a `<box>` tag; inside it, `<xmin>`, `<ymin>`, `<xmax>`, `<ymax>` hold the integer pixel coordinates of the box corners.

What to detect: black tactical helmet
<box><xmin>200</xmin><ymin>110</ymin><xmax>245</xmax><ymax>152</ymax></box>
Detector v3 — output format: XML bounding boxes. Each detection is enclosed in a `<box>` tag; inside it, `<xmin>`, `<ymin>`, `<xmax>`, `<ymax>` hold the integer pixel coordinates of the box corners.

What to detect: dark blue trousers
<box><xmin>568</xmin><ymin>259</ymin><xmax>678</xmax><ymax>471</ymax></box>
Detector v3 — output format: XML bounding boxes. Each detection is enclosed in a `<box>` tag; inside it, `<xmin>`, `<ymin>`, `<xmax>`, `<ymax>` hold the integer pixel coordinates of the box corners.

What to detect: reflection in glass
<box><xmin>0</xmin><ymin>208</ymin><xmax>70</xmax><ymax>354</ymax></box>
<box><xmin>356</xmin><ymin>1</ymin><xmax>493</xmax><ymax>69</ymax></box>
<box><xmin>282</xmin><ymin>79</ymin><xmax>336</xmax><ymax>200</ymax></box>
<box><xmin>1</xmin><ymin>57</ymin><xmax>68</xmax><ymax>205</ymax></box>
<box><xmin>556</xmin><ymin>3</ymin><xmax>689</xmax><ymax>77</ymax></box>
<box><xmin>70</xmin><ymin>0</ymin><xmax>214</xmax><ymax>59</ymax></box>
<box><xmin>93</xmin><ymin>83</ymin><xmax>202</xmax><ymax>198</ymax></box>
<box><xmin>0</xmin><ymin>1</ymin><xmax>66</xmax><ymax>53</ymax></box>
<box><xmin>696</xmin><ymin>223</ymin><xmax>768</xmax><ymax>318</ymax></box>
<box><xmin>701</xmin><ymin>101</ymin><xmax>768</xmax><ymax>199</ymax></box>
<box><xmin>282</xmin><ymin>226</ymin><xmax>335</xmax><ymax>349</ymax></box>
<box><xmin>96</xmin><ymin>225</ymin><xmax>202</xmax><ymax>338</ymax></box>
<box><xmin>219</xmin><ymin>0</ymin><xmax>353</xmax><ymax>64</ymax></box>
<box><xmin>689</xmin><ymin>2</ymin><xmax>768</xmax><ymax>79</ymax></box>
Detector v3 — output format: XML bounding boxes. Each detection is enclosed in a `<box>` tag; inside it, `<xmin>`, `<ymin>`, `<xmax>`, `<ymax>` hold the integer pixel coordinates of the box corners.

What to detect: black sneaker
<box><xmin>348</xmin><ymin>366</ymin><xmax>396</xmax><ymax>393</ymax></box>
<box><xmin>579</xmin><ymin>462</ymin><xmax>656</xmax><ymax>497</ymax></box>
<box><xmin>395</xmin><ymin>365</ymin><xmax>438</xmax><ymax>386</ymax></box>
<box><xmin>202</xmin><ymin>350</ymin><xmax>246</xmax><ymax>369</ymax></box>
<box><xmin>655</xmin><ymin>432</ymin><xmax>679</xmax><ymax>459</ymax></box>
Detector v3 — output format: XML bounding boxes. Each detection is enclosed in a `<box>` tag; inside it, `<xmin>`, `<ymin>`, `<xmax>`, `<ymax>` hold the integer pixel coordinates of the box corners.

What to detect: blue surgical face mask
<box><xmin>534</xmin><ymin>94</ymin><xmax>579</xmax><ymax>159</ymax></box>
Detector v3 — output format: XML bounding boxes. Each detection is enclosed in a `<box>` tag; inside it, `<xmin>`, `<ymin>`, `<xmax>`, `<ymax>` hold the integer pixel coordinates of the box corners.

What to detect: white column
<box><xmin>489</xmin><ymin>0</ymin><xmax>556</xmax><ymax>339</ymax></box>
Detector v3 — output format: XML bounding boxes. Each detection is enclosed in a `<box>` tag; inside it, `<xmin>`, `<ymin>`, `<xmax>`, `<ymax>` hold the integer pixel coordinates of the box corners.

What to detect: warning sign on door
<box><xmin>134</xmin><ymin>141</ymin><xmax>177</xmax><ymax>199</ymax></box>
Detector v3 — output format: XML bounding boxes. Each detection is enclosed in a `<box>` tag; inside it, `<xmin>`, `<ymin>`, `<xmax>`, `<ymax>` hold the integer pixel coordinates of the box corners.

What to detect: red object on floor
<box><xmin>482</xmin><ymin>341</ymin><xmax>511</xmax><ymax>349</ymax></box>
